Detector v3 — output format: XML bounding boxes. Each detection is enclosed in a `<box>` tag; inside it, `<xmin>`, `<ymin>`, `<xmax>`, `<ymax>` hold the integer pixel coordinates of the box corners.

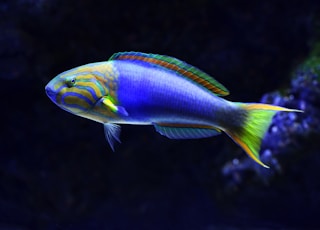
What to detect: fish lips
<box><xmin>45</xmin><ymin>85</ymin><xmax>74</xmax><ymax>114</ymax></box>
<box><xmin>45</xmin><ymin>85</ymin><xmax>59</xmax><ymax>104</ymax></box>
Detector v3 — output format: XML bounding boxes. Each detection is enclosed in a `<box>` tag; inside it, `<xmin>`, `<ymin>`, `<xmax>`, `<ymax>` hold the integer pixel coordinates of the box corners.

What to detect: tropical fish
<box><xmin>45</xmin><ymin>52</ymin><xmax>301</xmax><ymax>168</ymax></box>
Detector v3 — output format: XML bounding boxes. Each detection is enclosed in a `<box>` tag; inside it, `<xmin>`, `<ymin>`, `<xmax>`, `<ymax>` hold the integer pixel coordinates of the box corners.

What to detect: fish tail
<box><xmin>225</xmin><ymin>103</ymin><xmax>302</xmax><ymax>168</ymax></box>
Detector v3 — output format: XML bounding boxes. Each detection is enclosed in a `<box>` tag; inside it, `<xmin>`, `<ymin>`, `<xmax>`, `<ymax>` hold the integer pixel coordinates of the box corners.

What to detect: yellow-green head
<box><xmin>45</xmin><ymin>62</ymin><xmax>116</xmax><ymax>116</ymax></box>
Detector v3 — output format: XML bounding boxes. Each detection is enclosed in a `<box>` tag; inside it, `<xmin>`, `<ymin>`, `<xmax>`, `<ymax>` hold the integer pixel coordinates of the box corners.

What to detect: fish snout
<box><xmin>45</xmin><ymin>84</ymin><xmax>59</xmax><ymax>103</ymax></box>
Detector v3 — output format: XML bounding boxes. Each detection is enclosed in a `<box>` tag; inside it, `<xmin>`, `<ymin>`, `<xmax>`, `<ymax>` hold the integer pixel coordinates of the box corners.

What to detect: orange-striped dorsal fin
<box><xmin>109</xmin><ymin>52</ymin><xmax>229</xmax><ymax>96</ymax></box>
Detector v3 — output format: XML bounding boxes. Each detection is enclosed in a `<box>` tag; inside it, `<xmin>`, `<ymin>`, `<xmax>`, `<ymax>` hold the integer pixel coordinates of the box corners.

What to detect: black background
<box><xmin>1</xmin><ymin>0</ymin><xmax>319</xmax><ymax>229</ymax></box>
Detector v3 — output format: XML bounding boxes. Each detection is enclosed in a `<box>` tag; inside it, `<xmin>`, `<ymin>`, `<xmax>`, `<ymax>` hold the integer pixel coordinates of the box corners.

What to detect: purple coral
<box><xmin>222</xmin><ymin>69</ymin><xmax>320</xmax><ymax>186</ymax></box>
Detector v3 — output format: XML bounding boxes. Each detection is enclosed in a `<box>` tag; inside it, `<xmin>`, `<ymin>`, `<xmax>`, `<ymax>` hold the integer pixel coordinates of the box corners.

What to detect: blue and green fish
<box><xmin>45</xmin><ymin>52</ymin><xmax>301</xmax><ymax>168</ymax></box>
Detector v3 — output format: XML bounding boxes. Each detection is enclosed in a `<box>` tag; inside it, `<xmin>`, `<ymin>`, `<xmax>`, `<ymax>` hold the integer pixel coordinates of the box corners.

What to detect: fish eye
<box><xmin>66</xmin><ymin>76</ymin><xmax>76</xmax><ymax>88</ymax></box>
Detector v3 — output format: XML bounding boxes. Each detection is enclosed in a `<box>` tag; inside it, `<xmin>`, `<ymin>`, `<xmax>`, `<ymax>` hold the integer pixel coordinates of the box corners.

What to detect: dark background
<box><xmin>1</xmin><ymin>0</ymin><xmax>320</xmax><ymax>229</ymax></box>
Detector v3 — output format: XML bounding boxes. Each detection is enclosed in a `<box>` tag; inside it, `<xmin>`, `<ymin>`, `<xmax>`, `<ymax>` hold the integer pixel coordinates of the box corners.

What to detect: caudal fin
<box><xmin>225</xmin><ymin>103</ymin><xmax>302</xmax><ymax>168</ymax></box>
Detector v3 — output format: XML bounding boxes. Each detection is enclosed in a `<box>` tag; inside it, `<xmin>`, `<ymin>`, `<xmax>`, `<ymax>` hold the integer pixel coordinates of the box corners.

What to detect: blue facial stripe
<box><xmin>61</xmin><ymin>92</ymin><xmax>94</xmax><ymax>107</ymax></box>
<box><xmin>75</xmin><ymin>85</ymin><xmax>100</xmax><ymax>101</ymax></box>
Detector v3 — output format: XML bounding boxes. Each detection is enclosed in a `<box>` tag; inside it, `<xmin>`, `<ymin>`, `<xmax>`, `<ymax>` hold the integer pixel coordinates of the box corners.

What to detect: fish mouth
<box><xmin>45</xmin><ymin>85</ymin><xmax>56</xmax><ymax>101</ymax></box>
<box><xmin>45</xmin><ymin>85</ymin><xmax>61</xmax><ymax>108</ymax></box>
<box><xmin>45</xmin><ymin>86</ymin><xmax>70</xmax><ymax>113</ymax></box>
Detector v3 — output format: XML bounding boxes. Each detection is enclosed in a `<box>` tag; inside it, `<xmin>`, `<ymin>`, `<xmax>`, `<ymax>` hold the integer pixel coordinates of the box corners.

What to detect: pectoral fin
<box><xmin>102</xmin><ymin>96</ymin><xmax>128</xmax><ymax>116</ymax></box>
<box><xmin>154</xmin><ymin>123</ymin><xmax>221</xmax><ymax>139</ymax></box>
<box><xmin>104</xmin><ymin>123</ymin><xmax>121</xmax><ymax>151</ymax></box>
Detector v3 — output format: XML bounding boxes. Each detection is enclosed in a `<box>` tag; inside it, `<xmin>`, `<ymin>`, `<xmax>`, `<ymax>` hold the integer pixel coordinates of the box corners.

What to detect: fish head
<box><xmin>45</xmin><ymin>64</ymin><xmax>109</xmax><ymax>115</ymax></box>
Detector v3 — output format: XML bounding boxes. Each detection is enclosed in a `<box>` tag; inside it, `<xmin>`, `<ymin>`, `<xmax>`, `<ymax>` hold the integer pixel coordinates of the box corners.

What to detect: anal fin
<box><xmin>154</xmin><ymin>123</ymin><xmax>221</xmax><ymax>139</ymax></box>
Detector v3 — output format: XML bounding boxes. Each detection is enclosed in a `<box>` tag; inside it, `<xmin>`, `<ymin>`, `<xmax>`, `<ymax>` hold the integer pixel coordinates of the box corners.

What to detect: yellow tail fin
<box><xmin>226</xmin><ymin>103</ymin><xmax>302</xmax><ymax>168</ymax></box>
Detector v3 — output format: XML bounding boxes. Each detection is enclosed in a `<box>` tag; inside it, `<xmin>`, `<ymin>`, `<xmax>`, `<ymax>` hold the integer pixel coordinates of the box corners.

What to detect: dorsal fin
<box><xmin>109</xmin><ymin>52</ymin><xmax>229</xmax><ymax>96</ymax></box>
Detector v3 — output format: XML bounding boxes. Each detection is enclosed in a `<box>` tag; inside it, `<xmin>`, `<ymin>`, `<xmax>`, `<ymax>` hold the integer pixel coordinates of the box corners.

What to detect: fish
<box><xmin>45</xmin><ymin>52</ymin><xmax>301</xmax><ymax>168</ymax></box>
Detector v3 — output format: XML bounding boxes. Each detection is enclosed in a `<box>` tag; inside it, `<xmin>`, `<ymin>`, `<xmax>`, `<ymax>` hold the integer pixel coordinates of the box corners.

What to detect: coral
<box><xmin>222</xmin><ymin>68</ymin><xmax>320</xmax><ymax>188</ymax></box>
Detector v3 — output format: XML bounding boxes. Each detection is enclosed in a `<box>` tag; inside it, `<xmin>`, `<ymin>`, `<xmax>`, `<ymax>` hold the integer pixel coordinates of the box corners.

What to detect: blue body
<box><xmin>101</xmin><ymin>60</ymin><xmax>237</xmax><ymax>129</ymax></box>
